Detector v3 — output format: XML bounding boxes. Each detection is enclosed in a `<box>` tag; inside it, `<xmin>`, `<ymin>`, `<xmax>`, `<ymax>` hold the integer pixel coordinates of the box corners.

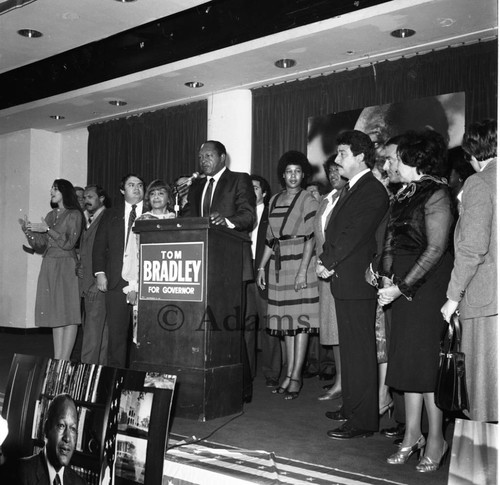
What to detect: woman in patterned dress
<box><xmin>257</xmin><ymin>151</ymin><xmax>319</xmax><ymax>399</ymax></box>
<box><xmin>22</xmin><ymin>179</ymin><xmax>83</xmax><ymax>360</ymax></box>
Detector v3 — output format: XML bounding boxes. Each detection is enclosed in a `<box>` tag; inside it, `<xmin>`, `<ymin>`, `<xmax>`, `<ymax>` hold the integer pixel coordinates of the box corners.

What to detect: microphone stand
<box><xmin>174</xmin><ymin>192</ymin><xmax>180</xmax><ymax>218</ymax></box>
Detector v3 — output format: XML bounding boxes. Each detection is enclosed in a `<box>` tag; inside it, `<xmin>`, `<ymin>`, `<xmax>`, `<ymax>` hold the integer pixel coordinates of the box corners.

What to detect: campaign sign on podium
<box><xmin>131</xmin><ymin>217</ymin><xmax>248</xmax><ymax>420</ymax></box>
<box><xmin>140</xmin><ymin>242</ymin><xmax>204</xmax><ymax>302</ymax></box>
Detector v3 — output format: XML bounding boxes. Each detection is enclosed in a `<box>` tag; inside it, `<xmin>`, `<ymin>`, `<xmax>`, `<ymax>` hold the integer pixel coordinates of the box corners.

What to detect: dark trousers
<box><xmin>336</xmin><ymin>298</ymin><xmax>378</xmax><ymax>431</ymax></box>
<box><xmin>82</xmin><ymin>291</ymin><xmax>108</xmax><ymax>365</ymax></box>
<box><xmin>105</xmin><ymin>285</ymin><xmax>132</xmax><ymax>368</ymax></box>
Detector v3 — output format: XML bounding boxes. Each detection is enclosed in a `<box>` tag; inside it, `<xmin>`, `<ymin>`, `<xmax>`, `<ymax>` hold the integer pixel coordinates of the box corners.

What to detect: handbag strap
<box><xmin>442</xmin><ymin>313</ymin><xmax>462</xmax><ymax>353</ymax></box>
<box><xmin>451</xmin><ymin>313</ymin><xmax>462</xmax><ymax>352</ymax></box>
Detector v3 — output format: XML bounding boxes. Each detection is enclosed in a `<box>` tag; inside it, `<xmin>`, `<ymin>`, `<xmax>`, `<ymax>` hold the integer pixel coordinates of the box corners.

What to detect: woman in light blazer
<box><xmin>441</xmin><ymin>119</ymin><xmax>497</xmax><ymax>423</ymax></box>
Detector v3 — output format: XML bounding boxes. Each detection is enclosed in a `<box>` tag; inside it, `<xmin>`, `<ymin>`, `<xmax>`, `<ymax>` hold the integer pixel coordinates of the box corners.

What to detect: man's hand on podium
<box><xmin>209</xmin><ymin>211</ymin><xmax>227</xmax><ymax>227</ymax></box>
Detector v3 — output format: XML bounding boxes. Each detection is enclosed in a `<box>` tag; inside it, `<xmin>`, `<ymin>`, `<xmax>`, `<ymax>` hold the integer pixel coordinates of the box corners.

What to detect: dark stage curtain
<box><xmin>252</xmin><ymin>41</ymin><xmax>497</xmax><ymax>193</ymax></box>
<box><xmin>87</xmin><ymin>101</ymin><xmax>207</xmax><ymax>205</ymax></box>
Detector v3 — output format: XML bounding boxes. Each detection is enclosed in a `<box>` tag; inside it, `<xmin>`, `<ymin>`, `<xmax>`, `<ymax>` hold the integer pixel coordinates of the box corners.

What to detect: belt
<box><xmin>267</xmin><ymin>234</ymin><xmax>314</xmax><ymax>281</ymax></box>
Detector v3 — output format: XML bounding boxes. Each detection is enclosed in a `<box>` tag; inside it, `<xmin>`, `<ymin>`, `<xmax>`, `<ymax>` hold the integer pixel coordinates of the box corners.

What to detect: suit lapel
<box><xmin>211</xmin><ymin>170</ymin><xmax>228</xmax><ymax>209</ymax></box>
<box><xmin>36</xmin><ymin>451</ymin><xmax>50</xmax><ymax>483</ymax></box>
<box><xmin>330</xmin><ymin>172</ymin><xmax>371</xmax><ymax>221</ymax></box>
<box><xmin>83</xmin><ymin>210</ymin><xmax>104</xmax><ymax>240</ymax></box>
<box><xmin>191</xmin><ymin>179</ymin><xmax>206</xmax><ymax>216</ymax></box>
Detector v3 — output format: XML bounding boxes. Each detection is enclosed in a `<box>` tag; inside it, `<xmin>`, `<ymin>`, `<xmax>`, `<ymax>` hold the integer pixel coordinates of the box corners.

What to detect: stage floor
<box><xmin>165</xmin><ymin>434</ymin><xmax>397</xmax><ymax>485</ymax></box>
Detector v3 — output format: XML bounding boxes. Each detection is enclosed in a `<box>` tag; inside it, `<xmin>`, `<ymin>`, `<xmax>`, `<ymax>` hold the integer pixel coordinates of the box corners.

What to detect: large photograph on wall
<box><xmin>307</xmin><ymin>93</ymin><xmax>465</xmax><ymax>186</ymax></box>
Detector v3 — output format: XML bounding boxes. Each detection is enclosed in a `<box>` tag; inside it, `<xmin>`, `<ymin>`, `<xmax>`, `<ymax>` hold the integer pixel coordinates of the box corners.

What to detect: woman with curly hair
<box><xmin>378</xmin><ymin>130</ymin><xmax>454</xmax><ymax>472</ymax></box>
<box><xmin>257</xmin><ymin>151</ymin><xmax>319</xmax><ymax>399</ymax></box>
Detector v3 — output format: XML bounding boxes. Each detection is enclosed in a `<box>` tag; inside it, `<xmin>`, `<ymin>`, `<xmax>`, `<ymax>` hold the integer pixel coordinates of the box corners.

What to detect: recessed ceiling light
<box><xmin>18</xmin><ymin>29</ymin><xmax>43</xmax><ymax>38</ymax></box>
<box><xmin>274</xmin><ymin>58</ymin><xmax>296</xmax><ymax>69</ymax></box>
<box><xmin>115</xmin><ymin>0</ymin><xmax>138</xmax><ymax>2</ymax></box>
<box><xmin>438</xmin><ymin>18</ymin><xmax>456</xmax><ymax>27</ymax></box>
<box><xmin>49</xmin><ymin>115</ymin><xmax>65</xmax><ymax>120</ymax></box>
<box><xmin>390</xmin><ymin>28</ymin><xmax>416</xmax><ymax>39</ymax></box>
<box><xmin>109</xmin><ymin>100</ymin><xmax>127</xmax><ymax>106</ymax></box>
<box><xmin>185</xmin><ymin>81</ymin><xmax>204</xmax><ymax>88</ymax></box>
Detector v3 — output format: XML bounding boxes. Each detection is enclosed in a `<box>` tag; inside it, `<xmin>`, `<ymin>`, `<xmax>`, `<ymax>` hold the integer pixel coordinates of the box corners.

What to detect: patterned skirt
<box><xmin>266</xmin><ymin>238</ymin><xmax>319</xmax><ymax>336</ymax></box>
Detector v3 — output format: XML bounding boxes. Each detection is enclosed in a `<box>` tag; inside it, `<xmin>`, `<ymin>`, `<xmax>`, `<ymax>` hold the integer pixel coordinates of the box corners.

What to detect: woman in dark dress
<box><xmin>377</xmin><ymin>131</ymin><xmax>453</xmax><ymax>473</ymax></box>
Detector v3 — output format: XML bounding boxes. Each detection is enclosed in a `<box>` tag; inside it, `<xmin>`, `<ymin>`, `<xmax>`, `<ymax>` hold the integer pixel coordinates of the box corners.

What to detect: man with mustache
<box><xmin>77</xmin><ymin>185</ymin><xmax>109</xmax><ymax>365</ymax></box>
<box><xmin>18</xmin><ymin>394</ymin><xmax>86</xmax><ymax>485</ymax></box>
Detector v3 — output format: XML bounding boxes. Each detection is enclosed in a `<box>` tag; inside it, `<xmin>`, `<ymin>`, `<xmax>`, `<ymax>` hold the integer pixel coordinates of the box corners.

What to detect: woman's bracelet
<box><xmin>257</xmin><ymin>267</ymin><xmax>265</xmax><ymax>271</ymax></box>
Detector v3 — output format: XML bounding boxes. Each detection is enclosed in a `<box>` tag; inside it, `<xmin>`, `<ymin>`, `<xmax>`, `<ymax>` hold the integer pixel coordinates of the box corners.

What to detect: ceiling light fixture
<box><xmin>49</xmin><ymin>115</ymin><xmax>65</xmax><ymax>120</ymax></box>
<box><xmin>274</xmin><ymin>58</ymin><xmax>296</xmax><ymax>69</ymax></box>
<box><xmin>18</xmin><ymin>29</ymin><xmax>43</xmax><ymax>38</ymax></box>
<box><xmin>109</xmin><ymin>100</ymin><xmax>127</xmax><ymax>106</ymax></box>
<box><xmin>185</xmin><ymin>81</ymin><xmax>204</xmax><ymax>88</ymax></box>
<box><xmin>390</xmin><ymin>28</ymin><xmax>416</xmax><ymax>39</ymax></box>
<box><xmin>115</xmin><ymin>0</ymin><xmax>138</xmax><ymax>3</ymax></box>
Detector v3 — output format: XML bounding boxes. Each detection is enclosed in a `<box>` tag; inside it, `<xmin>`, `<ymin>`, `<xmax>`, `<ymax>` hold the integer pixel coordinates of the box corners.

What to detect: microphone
<box><xmin>176</xmin><ymin>172</ymin><xmax>204</xmax><ymax>189</ymax></box>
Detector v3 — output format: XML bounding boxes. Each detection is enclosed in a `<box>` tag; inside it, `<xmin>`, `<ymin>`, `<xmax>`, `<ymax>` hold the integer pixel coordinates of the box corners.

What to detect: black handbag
<box><xmin>435</xmin><ymin>313</ymin><xmax>469</xmax><ymax>412</ymax></box>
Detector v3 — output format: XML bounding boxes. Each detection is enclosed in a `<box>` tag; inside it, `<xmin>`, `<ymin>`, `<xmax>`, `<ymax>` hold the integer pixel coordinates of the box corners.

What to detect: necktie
<box><xmin>202</xmin><ymin>178</ymin><xmax>214</xmax><ymax>217</ymax></box>
<box><xmin>87</xmin><ymin>214</ymin><xmax>93</xmax><ymax>227</ymax></box>
<box><xmin>53</xmin><ymin>474</ymin><xmax>61</xmax><ymax>485</ymax></box>
<box><xmin>337</xmin><ymin>182</ymin><xmax>350</xmax><ymax>203</ymax></box>
<box><xmin>127</xmin><ymin>204</ymin><xmax>137</xmax><ymax>245</ymax></box>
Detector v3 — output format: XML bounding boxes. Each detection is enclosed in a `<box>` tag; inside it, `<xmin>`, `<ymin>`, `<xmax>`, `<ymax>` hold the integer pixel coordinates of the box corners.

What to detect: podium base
<box><xmin>130</xmin><ymin>361</ymin><xmax>243</xmax><ymax>421</ymax></box>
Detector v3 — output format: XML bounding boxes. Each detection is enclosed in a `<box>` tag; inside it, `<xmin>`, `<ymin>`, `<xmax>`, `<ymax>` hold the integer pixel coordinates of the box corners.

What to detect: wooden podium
<box><xmin>130</xmin><ymin>217</ymin><xmax>249</xmax><ymax>420</ymax></box>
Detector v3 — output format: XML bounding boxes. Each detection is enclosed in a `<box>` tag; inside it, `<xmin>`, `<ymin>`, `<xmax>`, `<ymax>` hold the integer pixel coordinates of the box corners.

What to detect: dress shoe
<box><xmin>387</xmin><ymin>435</ymin><xmax>426</xmax><ymax>464</ymax></box>
<box><xmin>272</xmin><ymin>375</ymin><xmax>291</xmax><ymax>395</ymax></box>
<box><xmin>265</xmin><ymin>377</ymin><xmax>279</xmax><ymax>388</ymax></box>
<box><xmin>327</xmin><ymin>422</ymin><xmax>373</xmax><ymax>440</ymax></box>
<box><xmin>325</xmin><ymin>410</ymin><xmax>347</xmax><ymax>421</ymax></box>
<box><xmin>322</xmin><ymin>383</ymin><xmax>333</xmax><ymax>391</ymax></box>
<box><xmin>284</xmin><ymin>378</ymin><xmax>302</xmax><ymax>400</ymax></box>
<box><xmin>379</xmin><ymin>400</ymin><xmax>394</xmax><ymax>418</ymax></box>
<box><xmin>381</xmin><ymin>423</ymin><xmax>405</xmax><ymax>439</ymax></box>
<box><xmin>416</xmin><ymin>441</ymin><xmax>450</xmax><ymax>472</ymax></box>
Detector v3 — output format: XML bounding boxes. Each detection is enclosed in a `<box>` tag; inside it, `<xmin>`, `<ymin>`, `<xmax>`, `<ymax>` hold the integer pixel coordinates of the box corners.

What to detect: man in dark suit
<box><xmin>317</xmin><ymin>130</ymin><xmax>389</xmax><ymax>439</ymax></box>
<box><xmin>183</xmin><ymin>140</ymin><xmax>255</xmax><ymax>231</ymax></box>
<box><xmin>77</xmin><ymin>185</ymin><xmax>109</xmax><ymax>365</ymax></box>
<box><xmin>18</xmin><ymin>394</ymin><xmax>86</xmax><ymax>485</ymax></box>
<box><xmin>93</xmin><ymin>174</ymin><xmax>145</xmax><ymax>368</ymax></box>
<box><xmin>246</xmin><ymin>175</ymin><xmax>281</xmax><ymax>387</ymax></box>
<box><xmin>184</xmin><ymin>140</ymin><xmax>256</xmax><ymax>400</ymax></box>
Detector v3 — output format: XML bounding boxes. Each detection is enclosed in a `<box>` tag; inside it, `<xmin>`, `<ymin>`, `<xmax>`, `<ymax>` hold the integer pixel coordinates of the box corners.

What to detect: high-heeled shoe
<box><xmin>386</xmin><ymin>435</ymin><xmax>426</xmax><ymax>465</ymax></box>
<box><xmin>272</xmin><ymin>375</ymin><xmax>291</xmax><ymax>395</ymax></box>
<box><xmin>416</xmin><ymin>441</ymin><xmax>449</xmax><ymax>472</ymax></box>
<box><xmin>379</xmin><ymin>400</ymin><xmax>394</xmax><ymax>418</ymax></box>
<box><xmin>318</xmin><ymin>388</ymin><xmax>342</xmax><ymax>401</ymax></box>
<box><xmin>284</xmin><ymin>378</ymin><xmax>302</xmax><ymax>400</ymax></box>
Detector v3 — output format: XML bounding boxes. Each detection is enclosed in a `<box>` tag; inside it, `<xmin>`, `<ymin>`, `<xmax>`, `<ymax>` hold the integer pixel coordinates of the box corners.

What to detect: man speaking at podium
<box><xmin>183</xmin><ymin>140</ymin><xmax>256</xmax><ymax>232</ymax></box>
<box><xmin>183</xmin><ymin>140</ymin><xmax>256</xmax><ymax>402</ymax></box>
